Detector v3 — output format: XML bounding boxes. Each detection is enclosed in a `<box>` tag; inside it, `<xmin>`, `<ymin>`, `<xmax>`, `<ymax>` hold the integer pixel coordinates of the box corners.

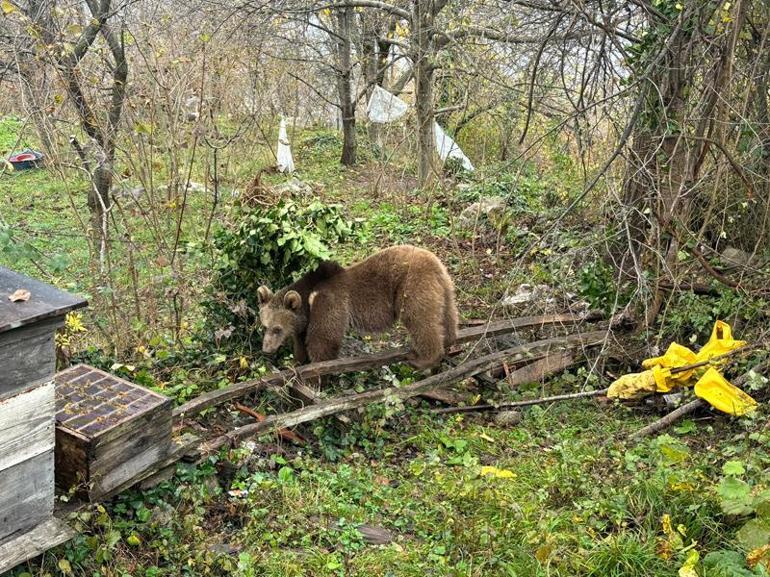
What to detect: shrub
<box><xmin>203</xmin><ymin>198</ymin><xmax>356</xmax><ymax>349</ymax></box>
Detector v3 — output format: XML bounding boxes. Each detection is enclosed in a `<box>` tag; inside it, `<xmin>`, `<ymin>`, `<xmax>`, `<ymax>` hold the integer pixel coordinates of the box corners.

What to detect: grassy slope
<box><xmin>2</xmin><ymin>122</ymin><xmax>768</xmax><ymax>577</ymax></box>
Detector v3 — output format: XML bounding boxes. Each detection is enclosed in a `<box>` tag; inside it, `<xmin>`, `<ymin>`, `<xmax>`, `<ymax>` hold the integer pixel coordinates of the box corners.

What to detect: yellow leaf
<box><xmin>675</xmin><ymin>2</ymin><xmax>684</xmax><ymax>9</ymax></box>
<box><xmin>8</xmin><ymin>288</ymin><xmax>31</xmax><ymax>302</ymax></box>
<box><xmin>748</xmin><ymin>544</ymin><xmax>770</xmax><ymax>570</ymax></box>
<box><xmin>478</xmin><ymin>433</ymin><xmax>495</xmax><ymax>443</ymax></box>
<box><xmin>480</xmin><ymin>466</ymin><xmax>516</xmax><ymax>479</ymax></box>
<box><xmin>239</xmin><ymin>356</ymin><xmax>249</xmax><ymax>370</ymax></box>
<box><xmin>678</xmin><ymin>549</ymin><xmax>699</xmax><ymax>577</ymax></box>
<box><xmin>535</xmin><ymin>543</ymin><xmax>553</xmax><ymax>564</ymax></box>
<box><xmin>58</xmin><ymin>559</ymin><xmax>73</xmax><ymax>575</ymax></box>
<box><xmin>1</xmin><ymin>0</ymin><xmax>16</xmax><ymax>14</ymax></box>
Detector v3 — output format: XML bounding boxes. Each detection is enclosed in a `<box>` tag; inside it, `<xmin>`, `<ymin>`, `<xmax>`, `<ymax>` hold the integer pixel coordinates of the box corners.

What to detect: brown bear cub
<box><xmin>258</xmin><ymin>245</ymin><xmax>458</xmax><ymax>369</ymax></box>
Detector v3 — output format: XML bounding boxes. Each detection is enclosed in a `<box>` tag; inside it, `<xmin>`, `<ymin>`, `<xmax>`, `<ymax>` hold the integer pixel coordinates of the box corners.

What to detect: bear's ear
<box><xmin>283</xmin><ymin>290</ymin><xmax>302</xmax><ymax>311</ymax></box>
<box><xmin>257</xmin><ymin>286</ymin><xmax>273</xmax><ymax>305</ymax></box>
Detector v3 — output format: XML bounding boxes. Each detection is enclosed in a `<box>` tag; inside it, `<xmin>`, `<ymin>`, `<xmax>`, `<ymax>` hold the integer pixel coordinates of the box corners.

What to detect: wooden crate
<box><xmin>0</xmin><ymin>266</ymin><xmax>86</xmax><ymax>574</ymax></box>
<box><xmin>55</xmin><ymin>364</ymin><xmax>173</xmax><ymax>501</ymax></box>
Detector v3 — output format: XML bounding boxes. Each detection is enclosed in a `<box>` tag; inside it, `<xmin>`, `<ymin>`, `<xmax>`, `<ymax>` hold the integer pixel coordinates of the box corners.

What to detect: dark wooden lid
<box><xmin>0</xmin><ymin>266</ymin><xmax>88</xmax><ymax>334</ymax></box>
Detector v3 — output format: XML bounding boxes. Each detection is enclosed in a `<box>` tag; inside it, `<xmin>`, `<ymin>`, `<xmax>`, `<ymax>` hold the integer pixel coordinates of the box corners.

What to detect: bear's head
<box><xmin>257</xmin><ymin>285</ymin><xmax>303</xmax><ymax>354</ymax></box>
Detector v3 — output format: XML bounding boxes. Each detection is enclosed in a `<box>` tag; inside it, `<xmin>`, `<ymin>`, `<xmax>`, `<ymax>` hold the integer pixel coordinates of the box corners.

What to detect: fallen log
<box><xmin>234</xmin><ymin>403</ymin><xmax>306</xmax><ymax>444</ymax></box>
<box><xmin>423</xmin><ymin>352</ymin><xmax>577</xmax><ymax>408</ymax></box>
<box><xmin>432</xmin><ymin>388</ymin><xmax>608</xmax><ymax>415</ymax></box>
<box><xmin>197</xmin><ymin>329</ymin><xmax>607</xmax><ymax>454</ymax></box>
<box><xmin>499</xmin><ymin>351</ymin><xmax>576</xmax><ymax>391</ymax></box>
<box><xmin>174</xmin><ymin>311</ymin><xmax>601</xmax><ymax>420</ymax></box>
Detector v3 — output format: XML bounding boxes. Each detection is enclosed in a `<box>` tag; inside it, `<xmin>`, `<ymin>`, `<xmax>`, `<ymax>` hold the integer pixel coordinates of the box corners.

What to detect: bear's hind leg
<box><xmin>402</xmin><ymin>297</ymin><xmax>446</xmax><ymax>370</ymax></box>
<box><xmin>442</xmin><ymin>284</ymin><xmax>459</xmax><ymax>348</ymax></box>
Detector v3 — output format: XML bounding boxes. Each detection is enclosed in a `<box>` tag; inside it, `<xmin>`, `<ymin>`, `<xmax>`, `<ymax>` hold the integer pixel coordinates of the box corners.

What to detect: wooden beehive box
<box><xmin>55</xmin><ymin>364</ymin><xmax>173</xmax><ymax>501</ymax></box>
<box><xmin>0</xmin><ymin>266</ymin><xmax>86</xmax><ymax>574</ymax></box>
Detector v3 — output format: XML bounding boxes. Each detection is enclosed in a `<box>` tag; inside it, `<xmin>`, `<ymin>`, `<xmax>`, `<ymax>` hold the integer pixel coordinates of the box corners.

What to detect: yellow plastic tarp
<box><xmin>693</xmin><ymin>367</ymin><xmax>758</xmax><ymax>416</ymax></box>
<box><xmin>608</xmin><ymin>321</ymin><xmax>758</xmax><ymax>413</ymax></box>
<box><xmin>607</xmin><ymin>367</ymin><xmax>671</xmax><ymax>399</ymax></box>
<box><xmin>642</xmin><ymin>342</ymin><xmax>698</xmax><ymax>382</ymax></box>
<box><xmin>695</xmin><ymin>320</ymin><xmax>747</xmax><ymax>363</ymax></box>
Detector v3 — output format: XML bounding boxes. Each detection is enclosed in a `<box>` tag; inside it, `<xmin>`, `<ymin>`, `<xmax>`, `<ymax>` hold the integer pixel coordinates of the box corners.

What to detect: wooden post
<box><xmin>0</xmin><ymin>266</ymin><xmax>87</xmax><ymax>574</ymax></box>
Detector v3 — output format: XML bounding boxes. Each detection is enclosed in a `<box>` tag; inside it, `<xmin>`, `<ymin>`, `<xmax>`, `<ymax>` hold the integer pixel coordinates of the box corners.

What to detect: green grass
<box><xmin>12</xmin><ymin>400</ymin><xmax>767</xmax><ymax>577</ymax></box>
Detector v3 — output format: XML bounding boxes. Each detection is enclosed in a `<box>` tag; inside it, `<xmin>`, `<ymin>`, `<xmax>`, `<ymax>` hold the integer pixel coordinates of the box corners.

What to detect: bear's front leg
<box><xmin>293</xmin><ymin>333</ymin><xmax>309</xmax><ymax>365</ymax></box>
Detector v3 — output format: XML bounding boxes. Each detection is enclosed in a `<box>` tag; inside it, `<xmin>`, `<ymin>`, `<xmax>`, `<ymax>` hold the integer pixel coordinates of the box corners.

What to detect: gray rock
<box><xmin>493</xmin><ymin>410</ymin><xmax>522</xmax><ymax>426</ymax></box>
<box><xmin>458</xmin><ymin>196</ymin><xmax>506</xmax><ymax>228</ymax></box>
<box><xmin>357</xmin><ymin>524</ymin><xmax>393</xmax><ymax>545</ymax></box>
<box><xmin>721</xmin><ymin>246</ymin><xmax>753</xmax><ymax>269</ymax></box>
<box><xmin>273</xmin><ymin>177</ymin><xmax>313</xmax><ymax>196</ymax></box>
<box><xmin>113</xmin><ymin>185</ymin><xmax>144</xmax><ymax>200</ymax></box>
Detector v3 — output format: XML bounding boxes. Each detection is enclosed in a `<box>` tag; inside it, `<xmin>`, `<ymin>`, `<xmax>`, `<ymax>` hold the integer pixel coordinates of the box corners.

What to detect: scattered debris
<box><xmin>198</xmin><ymin>330</ymin><xmax>607</xmax><ymax>454</ymax></box>
<box><xmin>272</xmin><ymin>177</ymin><xmax>314</xmax><ymax>197</ymax></box>
<box><xmin>501</xmin><ymin>284</ymin><xmax>551</xmax><ymax>307</ymax></box>
<box><xmin>7</xmin><ymin>149</ymin><xmax>44</xmax><ymax>170</ymax></box>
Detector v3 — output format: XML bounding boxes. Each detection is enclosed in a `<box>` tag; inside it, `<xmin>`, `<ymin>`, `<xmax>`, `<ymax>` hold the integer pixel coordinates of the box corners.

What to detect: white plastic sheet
<box><xmin>367</xmin><ymin>86</ymin><xmax>409</xmax><ymax>124</ymax></box>
<box><xmin>277</xmin><ymin>118</ymin><xmax>295</xmax><ymax>174</ymax></box>
<box><xmin>434</xmin><ymin>122</ymin><xmax>474</xmax><ymax>172</ymax></box>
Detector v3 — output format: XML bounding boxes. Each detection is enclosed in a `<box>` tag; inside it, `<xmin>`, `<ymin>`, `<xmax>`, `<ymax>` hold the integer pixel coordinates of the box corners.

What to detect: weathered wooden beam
<box><xmin>174</xmin><ymin>312</ymin><xmax>601</xmax><ymax>420</ymax></box>
<box><xmin>198</xmin><ymin>330</ymin><xmax>607</xmax><ymax>454</ymax></box>
<box><xmin>0</xmin><ymin>518</ymin><xmax>75</xmax><ymax>575</ymax></box>
<box><xmin>497</xmin><ymin>352</ymin><xmax>576</xmax><ymax>392</ymax></box>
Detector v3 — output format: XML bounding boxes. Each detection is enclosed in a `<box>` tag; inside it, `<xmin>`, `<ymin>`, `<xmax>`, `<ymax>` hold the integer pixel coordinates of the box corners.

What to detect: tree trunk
<box><xmin>413</xmin><ymin>0</ymin><xmax>437</xmax><ymax>186</ymax></box>
<box><xmin>335</xmin><ymin>7</ymin><xmax>357</xmax><ymax>166</ymax></box>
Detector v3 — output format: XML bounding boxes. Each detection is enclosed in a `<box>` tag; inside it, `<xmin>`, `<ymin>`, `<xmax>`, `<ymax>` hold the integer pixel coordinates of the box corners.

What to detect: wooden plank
<box><xmin>0</xmin><ymin>450</ymin><xmax>54</xmax><ymax>543</ymax></box>
<box><xmin>0</xmin><ymin>266</ymin><xmax>87</xmax><ymax>335</ymax></box>
<box><xmin>96</xmin><ymin>433</ymin><xmax>199</xmax><ymax>500</ymax></box>
<box><xmin>92</xmin><ymin>440</ymin><xmax>171</xmax><ymax>499</ymax></box>
<box><xmin>0</xmin><ymin>517</ymin><xmax>75</xmax><ymax>575</ymax></box>
<box><xmin>497</xmin><ymin>352</ymin><xmax>577</xmax><ymax>391</ymax></box>
<box><xmin>199</xmin><ymin>330</ymin><xmax>608</xmax><ymax>453</ymax></box>
<box><xmin>175</xmin><ymin>312</ymin><xmax>602</xmax><ymax>420</ymax></box>
<box><xmin>54</xmin><ymin>426</ymin><xmax>91</xmax><ymax>496</ymax></box>
<box><xmin>93</xmin><ymin>414</ymin><xmax>171</xmax><ymax>462</ymax></box>
<box><xmin>0</xmin><ymin>319</ymin><xmax>59</xmax><ymax>400</ymax></box>
<box><xmin>0</xmin><ymin>381</ymin><xmax>55</xmax><ymax>471</ymax></box>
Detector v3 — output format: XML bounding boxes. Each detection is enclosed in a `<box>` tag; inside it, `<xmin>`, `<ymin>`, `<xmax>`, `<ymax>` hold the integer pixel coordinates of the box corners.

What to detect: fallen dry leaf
<box><xmin>8</xmin><ymin>289</ymin><xmax>31</xmax><ymax>302</ymax></box>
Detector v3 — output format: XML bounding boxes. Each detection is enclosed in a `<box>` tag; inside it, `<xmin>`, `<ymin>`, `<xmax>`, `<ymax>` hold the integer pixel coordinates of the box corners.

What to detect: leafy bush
<box><xmin>203</xmin><ymin>199</ymin><xmax>356</xmax><ymax>348</ymax></box>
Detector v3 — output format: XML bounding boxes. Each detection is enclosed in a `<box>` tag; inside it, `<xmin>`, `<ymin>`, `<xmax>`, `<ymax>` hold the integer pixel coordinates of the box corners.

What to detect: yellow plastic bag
<box><xmin>643</xmin><ymin>342</ymin><xmax>698</xmax><ymax>383</ymax></box>
<box><xmin>696</xmin><ymin>321</ymin><xmax>747</xmax><ymax>363</ymax></box>
<box><xmin>607</xmin><ymin>367</ymin><xmax>672</xmax><ymax>399</ymax></box>
<box><xmin>693</xmin><ymin>367</ymin><xmax>757</xmax><ymax>416</ymax></box>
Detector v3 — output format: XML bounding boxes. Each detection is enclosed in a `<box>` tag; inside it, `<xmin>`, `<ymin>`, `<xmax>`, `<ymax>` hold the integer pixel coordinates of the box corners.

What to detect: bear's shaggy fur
<box><xmin>258</xmin><ymin>245</ymin><xmax>458</xmax><ymax>369</ymax></box>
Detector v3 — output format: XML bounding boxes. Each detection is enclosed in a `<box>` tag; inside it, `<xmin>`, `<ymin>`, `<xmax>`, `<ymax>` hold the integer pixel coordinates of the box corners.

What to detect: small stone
<box><xmin>721</xmin><ymin>246</ymin><xmax>753</xmax><ymax>268</ymax></box>
<box><xmin>458</xmin><ymin>196</ymin><xmax>506</xmax><ymax>228</ymax></box>
<box><xmin>494</xmin><ymin>410</ymin><xmax>522</xmax><ymax>426</ymax></box>
<box><xmin>357</xmin><ymin>524</ymin><xmax>393</xmax><ymax>545</ymax></box>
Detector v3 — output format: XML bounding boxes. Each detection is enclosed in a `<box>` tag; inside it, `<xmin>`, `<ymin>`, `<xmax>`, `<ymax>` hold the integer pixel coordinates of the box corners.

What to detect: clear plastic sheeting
<box><xmin>434</xmin><ymin>122</ymin><xmax>474</xmax><ymax>172</ymax></box>
<box><xmin>367</xmin><ymin>86</ymin><xmax>408</xmax><ymax>124</ymax></box>
<box><xmin>277</xmin><ymin>118</ymin><xmax>295</xmax><ymax>174</ymax></box>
